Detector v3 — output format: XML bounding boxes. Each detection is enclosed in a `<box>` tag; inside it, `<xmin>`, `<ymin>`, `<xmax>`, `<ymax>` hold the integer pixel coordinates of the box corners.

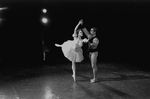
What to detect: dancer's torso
<box><xmin>88</xmin><ymin>37</ymin><xmax>98</xmax><ymax>52</ymax></box>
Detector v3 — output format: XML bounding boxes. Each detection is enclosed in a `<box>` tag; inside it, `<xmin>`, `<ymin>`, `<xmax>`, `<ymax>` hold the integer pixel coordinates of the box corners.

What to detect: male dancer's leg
<box><xmin>90</xmin><ymin>52</ymin><xmax>98</xmax><ymax>83</ymax></box>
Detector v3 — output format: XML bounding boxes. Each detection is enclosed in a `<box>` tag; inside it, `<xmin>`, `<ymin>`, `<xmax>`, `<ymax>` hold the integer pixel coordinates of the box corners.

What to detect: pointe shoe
<box><xmin>90</xmin><ymin>78</ymin><xmax>98</xmax><ymax>83</ymax></box>
<box><xmin>72</xmin><ymin>75</ymin><xmax>76</xmax><ymax>82</ymax></box>
<box><xmin>55</xmin><ymin>44</ymin><xmax>62</xmax><ymax>47</ymax></box>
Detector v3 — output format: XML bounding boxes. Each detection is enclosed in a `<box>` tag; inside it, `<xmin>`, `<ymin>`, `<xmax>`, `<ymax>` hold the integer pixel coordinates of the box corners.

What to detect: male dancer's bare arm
<box><xmin>90</xmin><ymin>38</ymin><xmax>99</xmax><ymax>47</ymax></box>
<box><xmin>82</xmin><ymin>28</ymin><xmax>91</xmax><ymax>39</ymax></box>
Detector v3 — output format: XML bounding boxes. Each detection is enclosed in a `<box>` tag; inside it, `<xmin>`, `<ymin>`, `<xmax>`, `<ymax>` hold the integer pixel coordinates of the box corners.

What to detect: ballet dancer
<box><xmin>83</xmin><ymin>27</ymin><xmax>99</xmax><ymax>83</ymax></box>
<box><xmin>55</xmin><ymin>19</ymin><xmax>88</xmax><ymax>81</ymax></box>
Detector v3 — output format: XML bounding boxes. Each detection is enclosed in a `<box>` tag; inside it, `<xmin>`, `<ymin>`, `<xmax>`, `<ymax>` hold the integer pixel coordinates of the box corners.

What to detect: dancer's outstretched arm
<box><xmin>73</xmin><ymin>19</ymin><xmax>83</xmax><ymax>37</ymax></box>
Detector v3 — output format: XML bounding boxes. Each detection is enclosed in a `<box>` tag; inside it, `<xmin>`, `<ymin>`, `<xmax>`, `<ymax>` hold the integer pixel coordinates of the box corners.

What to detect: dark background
<box><xmin>0</xmin><ymin>0</ymin><xmax>149</xmax><ymax>69</ymax></box>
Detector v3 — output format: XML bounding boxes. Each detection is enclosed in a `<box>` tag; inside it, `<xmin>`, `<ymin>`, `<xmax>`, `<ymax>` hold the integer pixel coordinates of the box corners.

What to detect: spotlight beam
<box><xmin>0</xmin><ymin>7</ymin><xmax>8</xmax><ymax>10</ymax></box>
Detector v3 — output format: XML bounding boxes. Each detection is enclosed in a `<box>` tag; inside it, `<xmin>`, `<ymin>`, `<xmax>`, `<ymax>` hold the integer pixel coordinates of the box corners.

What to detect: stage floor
<box><xmin>0</xmin><ymin>61</ymin><xmax>150</xmax><ymax>99</ymax></box>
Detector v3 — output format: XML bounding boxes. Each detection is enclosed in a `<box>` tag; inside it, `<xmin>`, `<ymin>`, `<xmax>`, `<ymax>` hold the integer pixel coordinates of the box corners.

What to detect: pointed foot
<box><xmin>55</xmin><ymin>44</ymin><xmax>62</xmax><ymax>47</ymax></box>
<box><xmin>90</xmin><ymin>78</ymin><xmax>98</xmax><ymax>83</ymax></box>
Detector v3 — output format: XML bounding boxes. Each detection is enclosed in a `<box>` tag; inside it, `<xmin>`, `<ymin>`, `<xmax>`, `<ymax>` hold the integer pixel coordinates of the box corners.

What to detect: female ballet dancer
<box><xmin>55</xmin><ymin>20</ymin><xmax>88</xmax><ymax>81</ymax></box>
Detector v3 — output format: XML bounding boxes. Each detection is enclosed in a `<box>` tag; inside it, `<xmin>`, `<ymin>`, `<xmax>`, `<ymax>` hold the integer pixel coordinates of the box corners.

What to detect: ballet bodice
<box><xmin>74</xmin><ymin>38</ymin><xmax>83</xmax><ymax>47</ymax></box>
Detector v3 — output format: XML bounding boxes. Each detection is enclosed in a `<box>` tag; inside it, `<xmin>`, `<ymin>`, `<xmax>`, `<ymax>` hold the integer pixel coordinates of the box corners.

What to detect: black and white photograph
<box><xmin>0</xmin><ymin>0</ymin><xmax>149</xmax><ymax>98</ymax></box>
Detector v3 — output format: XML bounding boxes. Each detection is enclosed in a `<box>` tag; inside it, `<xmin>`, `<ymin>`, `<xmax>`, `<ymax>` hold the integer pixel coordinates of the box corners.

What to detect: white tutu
<box><xmin>61</xmin><ymin>40</ymin><xmax>84</xmax><ymax>62</ymax></box>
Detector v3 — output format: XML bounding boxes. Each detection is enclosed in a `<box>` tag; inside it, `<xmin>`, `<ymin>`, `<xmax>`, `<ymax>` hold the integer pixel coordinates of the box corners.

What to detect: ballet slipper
<box><xmin>55</xmin><ymin>44</ymin><xmax>62</xmax><ymax>47</ymax></box>
<box><xmin>90</xmin><ymin>78</ymin><xmax>98</xmax><ymax>83</ymax></box>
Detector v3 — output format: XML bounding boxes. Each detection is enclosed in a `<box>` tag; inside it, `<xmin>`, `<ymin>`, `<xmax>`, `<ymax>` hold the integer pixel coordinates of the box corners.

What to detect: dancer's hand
<box><xmin>79</xmin><ymin>19</ymin><xmax>83</xmax><ymax>25</ymax></box>
<box><xmin>83</xmin><ymin>38</ymin><xmax>88</xmax><ymax>43</ymax></box>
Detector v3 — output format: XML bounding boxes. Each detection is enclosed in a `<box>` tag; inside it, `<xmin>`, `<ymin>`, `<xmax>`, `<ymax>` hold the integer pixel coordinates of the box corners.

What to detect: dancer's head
<box><xmin>90</xmin><ymin>27</ymin><xmax>97</xmax><ymax>37</ymax></box>
<box><xmin>77</xmin><ymin>29</ymin><xmax>83</xmax><ymax>37</ymax></box>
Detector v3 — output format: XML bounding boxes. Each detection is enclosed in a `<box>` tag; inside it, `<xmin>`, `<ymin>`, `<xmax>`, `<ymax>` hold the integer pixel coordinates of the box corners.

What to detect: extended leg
<box><xmin>55</xmin><ymin>44</ymin><xmax>62</xmax><ymax>47</ymax></box>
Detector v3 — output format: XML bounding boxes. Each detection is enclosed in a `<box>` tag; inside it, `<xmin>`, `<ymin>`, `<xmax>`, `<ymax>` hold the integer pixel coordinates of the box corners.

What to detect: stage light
<box><xmin>42</xmin><ymin>17</ymin><xmax>48</xmax><ymax>23</ymax></box>
<box><xmin>42</xmin><ymin>9</ymin><xmax>47</xmax><ymax>13</ymax></box>
<box><xmin>0</xmin><ymin>7</ymin><xmax>8</xmax><ymax>10</ymax></box>
<box><xmin>41</xmin><ymin>17</ymin><xmax>49</xmax><ymax>25</ymax></box>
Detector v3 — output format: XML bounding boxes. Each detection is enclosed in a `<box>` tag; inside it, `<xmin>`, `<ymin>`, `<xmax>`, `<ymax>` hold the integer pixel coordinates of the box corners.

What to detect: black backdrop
<box><xmin>0</xmin><ymin>0</ymin><xmax>149</xmax><ymax>69</ymax></box>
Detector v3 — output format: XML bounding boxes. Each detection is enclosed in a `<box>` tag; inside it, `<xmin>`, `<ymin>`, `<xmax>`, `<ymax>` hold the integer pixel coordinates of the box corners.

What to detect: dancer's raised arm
<box><xmin>73</xmin><ymin>19</ymin><xmax>83</xmax><ymax>36</ymax></box>
<box><xmin>82</xmin><ymin>28</ymin><xmax>91</xmax><ymax>39</ymax></box>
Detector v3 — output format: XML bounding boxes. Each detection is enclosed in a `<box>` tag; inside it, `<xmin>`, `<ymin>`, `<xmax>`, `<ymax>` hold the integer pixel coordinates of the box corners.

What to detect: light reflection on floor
<box><xmin>44</xmin><ymin>86</ymin><xmax>59</xmax><ymax>99</ymax></box>
<box><xmin>0</xmin><ymin>62</ymin><xmax>150</xmax><ymax>99</ymax></box>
